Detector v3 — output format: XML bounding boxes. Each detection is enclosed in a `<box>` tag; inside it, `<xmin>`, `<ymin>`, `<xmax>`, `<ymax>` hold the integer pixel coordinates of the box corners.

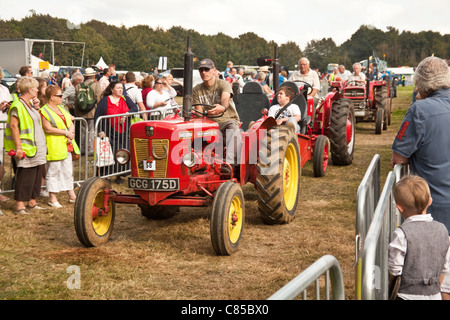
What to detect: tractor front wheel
<box><xmin>256</xmin><ymin>126</ymin><xmax>301</xmax><ymax>225</ymax></box>
<box><xmin>210</xmin><ymin>181</ymin><xmax>245</xmax><ymax>255</ymax></box>
<box><xmin>74</xmin><ymin>177</ymin><xmax>115</xmax><ymax>247</ymax></box>
<box><xmin>313</xmin><ymin>135</ymin><xmax>330</xmax><ymax>177</ymax></box>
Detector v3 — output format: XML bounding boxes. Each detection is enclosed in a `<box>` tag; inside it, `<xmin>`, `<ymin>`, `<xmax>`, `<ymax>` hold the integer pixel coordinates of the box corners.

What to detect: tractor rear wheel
<box><xmin>210</xmin><ymin>181</ymin><xmax>245</xmax><ymax>255</ymax></box>
<box><xmin>74</xmin><ymin>177</ymin><xmax>115</xmax><ymax>247</ymax></box>
<box><xmin>256</xmin><ymin>126</ymin><xmax>301</xmax><ymax>225</ymax></box>
<box><xmin>313</xmin><ymin>135</ymin><xmax>330</xmax><ymax>177</ymax></box>
<box><xmin>329</xmin><ymin>98</ymin><xmax>355</xmax><ymax>165</ymax></box>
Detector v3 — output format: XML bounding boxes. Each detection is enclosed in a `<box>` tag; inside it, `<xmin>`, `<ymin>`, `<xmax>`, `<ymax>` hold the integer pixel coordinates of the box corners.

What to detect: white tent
<box><xmin>95</xmin><ymin>56</ymin><xmax>108</xmax><ymax>70</ymax></box>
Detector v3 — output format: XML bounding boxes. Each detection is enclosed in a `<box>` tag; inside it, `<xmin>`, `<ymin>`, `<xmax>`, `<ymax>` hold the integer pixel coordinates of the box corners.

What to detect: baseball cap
<box><xmin>198</xmin><ymin>59</ymin><xmax>215</xmax><ymax>69</ymax></box>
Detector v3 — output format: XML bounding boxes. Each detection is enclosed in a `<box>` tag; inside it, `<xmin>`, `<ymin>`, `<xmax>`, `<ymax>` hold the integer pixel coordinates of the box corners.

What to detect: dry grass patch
<box><xmin>0</xmin><ymin>87</ymin><xmax>413</xmax><ymax>300</ymax></box>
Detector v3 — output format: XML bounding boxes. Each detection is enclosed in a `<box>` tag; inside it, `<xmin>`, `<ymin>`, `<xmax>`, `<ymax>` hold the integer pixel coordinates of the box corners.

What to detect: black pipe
<box><xmin>182</xmin><ymin>37</ymin><xmax>194</xmax><ymax>121</ymax></box>
<box><xmin>272</xmin><ymin>45</ymin><xmax>279</xmax><ymax>93</ymax></box>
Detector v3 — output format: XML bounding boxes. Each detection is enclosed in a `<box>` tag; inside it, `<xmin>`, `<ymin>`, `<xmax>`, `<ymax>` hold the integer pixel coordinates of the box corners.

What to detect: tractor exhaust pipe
<box><xmin>272</xmin><ymin>45</ymin><xmax>279</xmax><ymax>93</ymax></box>
<box><xmin>182</xmin><ymin>37</ymin><xmax>194</xmax><ymax>121</ymax></box>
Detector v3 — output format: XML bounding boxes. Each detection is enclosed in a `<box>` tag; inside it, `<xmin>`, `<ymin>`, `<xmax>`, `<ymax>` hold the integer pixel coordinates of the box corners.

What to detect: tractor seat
<box><xmin>236</xmin><ymin>82</ymin><xmax>271</xmax><ymax>130</ymax></box>
<box><xmin>271</xmin><ymin>81</ymin><xmax>309</xmax><ymax>134</ymax></box>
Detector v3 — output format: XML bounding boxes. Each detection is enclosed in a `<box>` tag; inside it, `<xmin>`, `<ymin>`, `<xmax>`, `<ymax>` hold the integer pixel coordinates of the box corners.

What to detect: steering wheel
<box><xmin>293</xmin><ymin>80</ymin><xmax>313</xmax><ymax>95</ymax></box>
<box><xmin>192</xmin><ymin>103</ymin><xmax>225</xmax><ymax>119</ymax></box>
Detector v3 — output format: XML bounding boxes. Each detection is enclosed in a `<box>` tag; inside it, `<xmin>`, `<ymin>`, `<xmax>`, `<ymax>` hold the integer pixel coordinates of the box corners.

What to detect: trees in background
<box><xmin>1</xmin><ymin>12</ymin><xmax>448</xmax><ymax>73</ymax></box>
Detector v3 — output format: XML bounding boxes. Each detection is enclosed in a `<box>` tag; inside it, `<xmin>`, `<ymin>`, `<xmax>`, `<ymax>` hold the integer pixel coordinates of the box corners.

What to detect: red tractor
<box><xmin>329</xmin><ymin>57</ymin><xmax>390</xmax><ymax>134</ymax></box>
<box><xmin>73</xmin><ymin>41</ymin><xmax>340</xmax><ymax>255</ymax></box>
<box><xmin>237</xmin><ymin>53</ymin><xmax>355</xmax><ymax>168</ymax></box>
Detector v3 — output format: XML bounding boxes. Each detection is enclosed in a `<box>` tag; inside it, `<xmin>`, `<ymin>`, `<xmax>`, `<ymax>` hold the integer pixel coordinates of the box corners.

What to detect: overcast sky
<box><xmin>1</xmin><ymin>0</ymin><xmax>449</xmax><ymax>49</ymax></box>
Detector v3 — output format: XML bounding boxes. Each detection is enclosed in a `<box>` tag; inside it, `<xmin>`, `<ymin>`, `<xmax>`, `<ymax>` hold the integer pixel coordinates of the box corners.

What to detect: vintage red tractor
<box><xmin>329</xmin><ymin>57</ymin><xmax>390</xmax><ymax>134</ymax></box>
<box><xmin>74</xmin><ymin>40</ymin><xmax>332</xmax><ymax>255</ymax></box>
<box><xmin>237</xmin><ymin>53</ymin><xmax>355</xmax><ymax>168</ymax></box>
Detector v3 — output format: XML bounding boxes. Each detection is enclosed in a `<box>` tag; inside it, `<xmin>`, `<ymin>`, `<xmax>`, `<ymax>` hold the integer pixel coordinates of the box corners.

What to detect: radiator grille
<box><xmin>133</xmin><ymin>138</ymin><xmax>169</xmax><ymax>178</ymax></box>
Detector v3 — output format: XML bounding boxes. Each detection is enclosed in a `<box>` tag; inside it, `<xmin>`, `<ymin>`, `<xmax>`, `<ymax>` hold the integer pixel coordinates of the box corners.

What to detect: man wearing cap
<box><xmin>75</xmin><ymin>67</ymin><xmax>102</xmax><ymax>155</ymax></box>
<box><xmin>193</xmin><ymin>59</ymin><xmax>242</xmax><ymax>178</ymax></box>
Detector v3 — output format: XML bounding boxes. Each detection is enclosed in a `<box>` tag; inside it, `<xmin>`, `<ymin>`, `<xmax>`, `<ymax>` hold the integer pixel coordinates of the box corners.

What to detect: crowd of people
<box><xmin>0</xmin><ymin>63</ymin><xmax>179</xmax><ymax>213</ymax></box>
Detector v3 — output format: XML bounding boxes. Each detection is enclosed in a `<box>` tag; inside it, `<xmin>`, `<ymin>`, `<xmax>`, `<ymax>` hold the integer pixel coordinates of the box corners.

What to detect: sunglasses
<box><xmin>199</xmin><ymin>68</ymin><xmax>211</xmax><ymax>73</ymax></box>
<box><xmin>53</xmin><ymin>94</ymin><xmax>63</xmax><ymax>98</ymax></box>
<box><xmin>155</xmin><ymin>82</ymin><xmax>163</xmax><ymax>84</ymax></box>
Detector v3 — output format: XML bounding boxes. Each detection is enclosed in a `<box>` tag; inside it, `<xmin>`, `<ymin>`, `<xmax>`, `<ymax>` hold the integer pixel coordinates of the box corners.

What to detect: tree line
<box><xmin>0</xmin><ymin>11</ymin><xmax>448</xmax><ymax>73</ymax></box>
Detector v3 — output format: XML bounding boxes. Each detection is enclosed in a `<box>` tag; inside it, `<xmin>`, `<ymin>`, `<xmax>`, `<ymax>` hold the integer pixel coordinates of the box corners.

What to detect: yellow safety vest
<box><xmin>40</xmin><ymin>104</ymin><xmax>80</xmax><ymax>161</ymax></box>
<box><xmin>3</xmin><ymin>98</ymin><xmax>39</xmax><ymax>157</ymax></box>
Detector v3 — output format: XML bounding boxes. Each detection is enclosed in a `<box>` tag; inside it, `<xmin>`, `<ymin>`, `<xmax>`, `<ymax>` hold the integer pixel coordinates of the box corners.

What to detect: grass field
<box><xmin>0</xmin><ymin>86</ymin><xmax>414</xmax><ymax>300</ymax></box>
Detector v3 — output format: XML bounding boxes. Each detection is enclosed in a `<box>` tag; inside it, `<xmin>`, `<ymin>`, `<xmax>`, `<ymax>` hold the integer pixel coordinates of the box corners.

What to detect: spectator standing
<box><xmin>10</xmin><ymin>65</ymin><xmax>33</xmax><ymax>94</ymax></box>
<box><xmin>161</xmin><ymin>73</ymin><xmax>182</xmax><ymax>99</ymax></box>
<box><xmin>255</xmin><ymin>72</ymin><xmax>273</xmax><ymax>97</ymax></box>
<box><xmin>234</xmin><ymin>67</ymin><xmax>245</xmax><ymax>93</ymax></box>
<box><xmin>146</xmin><ymin>78</ymin><xmax>172</xmax><ymax>110</ymax></box>
<box><xmin>4</xmin><ymin>77</ymin><xmax>47</xmax><ymax>214</ymax></box>
<box><xmin>74</xmin><ymin>67</ymin><xmax>102</xmax><ymax>156</ymax></box>
<box><xmin>61</xmin><ymin>73</ymin><xmax>72</xmax><ymax>92</ymax></box>
<box><xmin>124</xmin><ymin>71</ymin><xmax>147</xmax><ymax>120</ymax></box>
<box><xmin>94</xmin><ymin>80</ymin><xmax>138</xmax><ymax>183</ymax></box>
<box><xmin>141</xmin><ymin>75</ymin><xmax>154</xmax><ymax>110</ymax></box>
<box><xmin>99</xmin><ymin>68</ymin><xmax>111</xmax><ymax>93</ymax></box>
<box><xmin>40</xmin><ymin>85</ymin><xmax>79</xmax><ymax>208</ymax></box>
<box><xmin>0</xmin><ymin>67</ymin><xmax>12</xmax><ymax>202</ymax></box>
<box><xmin>391</xmin><ymin>56</ymin><xmax>450</xmax><ymax>300</ymax></box>
<box><xmin>389</xmin><ymin>175</ymin><xmax>449</xmax><ymax>300</ymax></box>
<box><xmin>62</xmin><ymin>72</ymin><xmax>84</xmax><ymax>116</ymax></box>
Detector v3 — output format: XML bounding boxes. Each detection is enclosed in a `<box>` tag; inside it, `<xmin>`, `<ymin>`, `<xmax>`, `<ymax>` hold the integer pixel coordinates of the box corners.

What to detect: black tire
<box><xmin>74</xmin><ymin>177</ymin><xmax>115</xmax><ymax>247</ymax></box>
<box><xmin>387</xmin><ymin>98</ymin><xmax>392</xmax><ymax>126</ymax></box>
<box><xmin>375</xmin><ymin>86</ymin><xmax>388</xmax><ymax>131</ymax></box>
<box><xmin>313</xmin><ymin>135</ymin><xmax>330</xmax><ymax>177</ymax></box>
<box><xmin>329</xmin><ymin>98</ymin><xmax>355</xmax><ymax>165</ymax></box>
<box><xmin>256</xmin><ymin>126</ymin><xmax>301</xmax><ymax>225</ymax></box>
<box><xmin>375</xmin><ymin>108</ymin><xmax>384</xmax><ymax>134</ymax></box>
<box><xmin>139</xmin><ymin>204</ymin><xmax>178</xmax><ymax>220</ymax></box>
<box><xmin>210</xmin><ymin>181</ymin><xmax>245</xmax><ymax>255</ymax></box>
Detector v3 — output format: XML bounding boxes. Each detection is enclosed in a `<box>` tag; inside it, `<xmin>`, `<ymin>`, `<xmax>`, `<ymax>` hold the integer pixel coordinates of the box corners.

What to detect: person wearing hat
<box><xmin>74</xmin><ymin>67</ymin><xmax>102</xmax><ymax>156</ymax></box>
<box><xmin>193</xmin><ymin>58</ymin><xmax>242</xmax><ymax>179</ymax></box>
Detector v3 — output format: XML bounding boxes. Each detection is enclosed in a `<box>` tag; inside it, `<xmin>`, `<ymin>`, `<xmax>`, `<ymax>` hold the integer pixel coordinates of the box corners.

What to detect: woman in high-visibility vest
<box><xmin>40</xmin><ymin>85</ymin><xmax>79</xmax><ymax>208</ymax></box>
<box><xmin>4</xmin><ymin>77</ymin><xmax>47</xmax><ymax>214</ymax></box>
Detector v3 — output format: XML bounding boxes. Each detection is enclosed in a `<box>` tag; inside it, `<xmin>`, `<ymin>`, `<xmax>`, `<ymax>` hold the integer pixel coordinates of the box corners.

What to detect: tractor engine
<box><xmin>124</xmin><ymin>114</ymin><xmax>224</xmax><ymax>206</ymax></box>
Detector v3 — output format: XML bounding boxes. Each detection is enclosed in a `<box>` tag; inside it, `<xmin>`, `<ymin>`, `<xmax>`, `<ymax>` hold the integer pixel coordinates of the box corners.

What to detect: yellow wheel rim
<box><xmin>283</xmin><ymin>143</ymin><xmax>299</xmax><ymax>211</ymax></box>
<box><xmin>228</xmin><ymin>195</ymin><xmax>243</xmax><ymax>244</ymax></box>
<box><xmin>92</xmin><ymin>189</ymin><xmax>113</xmax><ymax>236</ymax></box>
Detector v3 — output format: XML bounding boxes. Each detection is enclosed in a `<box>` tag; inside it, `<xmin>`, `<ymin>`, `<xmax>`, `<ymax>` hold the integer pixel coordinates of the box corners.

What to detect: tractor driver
<box><xmin>193</xmin><ymin>58</ymin><xmax>242</xmax><ymax>179</ymax></box>
<box><xmin>348</xmin><ymin>62</ymin><xmax>366</xmax><ymax>83</ymax></box>
<box><xmin>288</xmin><ymin>57</ymin><xmax>321</xmax><ymax>107</ymax></box>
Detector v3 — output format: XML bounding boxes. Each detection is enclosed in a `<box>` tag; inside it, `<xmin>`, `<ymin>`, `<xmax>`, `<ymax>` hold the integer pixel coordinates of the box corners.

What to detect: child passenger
<box><xmin>267</xmin><ymin>86</ymin><xmax>301</xmax><ymax>133</ymax></box>
<box><xmin>389</xmin><ymin>175</ymin><xmax>450</xmax><ymax>300</ymax></box>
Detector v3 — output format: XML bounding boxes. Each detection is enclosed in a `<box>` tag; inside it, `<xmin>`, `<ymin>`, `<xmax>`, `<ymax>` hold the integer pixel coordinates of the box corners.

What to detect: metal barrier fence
<box><xmin>356</xmin><ymin>155</ymin><xmax>409</xmax><ymax>300</ymax></box>
<box><xmin>354</xmin><ymin>154</ymin><xmax>381</xmax><ymax>299</ymax></box>
<box><xmin>93</xmin><ymin>107</ymin><xmax>178</xmax><ymax>179</ymax></box>
<box><xmin>268</xmin><ymin>255</ymin><xmax>345</xmax><ymax>300</ymax></box>
<box><xmin>0</xmin><ymin>106</ymin><xmax>179</xmax><ymax>196</ymax></box>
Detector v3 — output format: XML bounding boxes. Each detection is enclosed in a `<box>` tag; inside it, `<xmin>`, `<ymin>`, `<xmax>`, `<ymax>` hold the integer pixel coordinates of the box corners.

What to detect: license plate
<box><xmin>142</xmin><ymin>160</ymin><xmax>156</xmax><ymax>171</ymax></box>
<box><xmin>128</xmin><ymin>177</ymin><xmax>179</xmax><ymax>191</ymax></box>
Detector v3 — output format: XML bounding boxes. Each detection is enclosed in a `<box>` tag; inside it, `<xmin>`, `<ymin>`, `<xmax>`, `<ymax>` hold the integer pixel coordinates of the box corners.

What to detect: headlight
<box><xmin>182</xmin><ymin>153</ymin><xmax>196</xmax><ymax>168</ymax></box>
<box><xmin>115</xmin><ymin>149</ymin><xmax>130</xmax><ymax>165</ymax></box>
